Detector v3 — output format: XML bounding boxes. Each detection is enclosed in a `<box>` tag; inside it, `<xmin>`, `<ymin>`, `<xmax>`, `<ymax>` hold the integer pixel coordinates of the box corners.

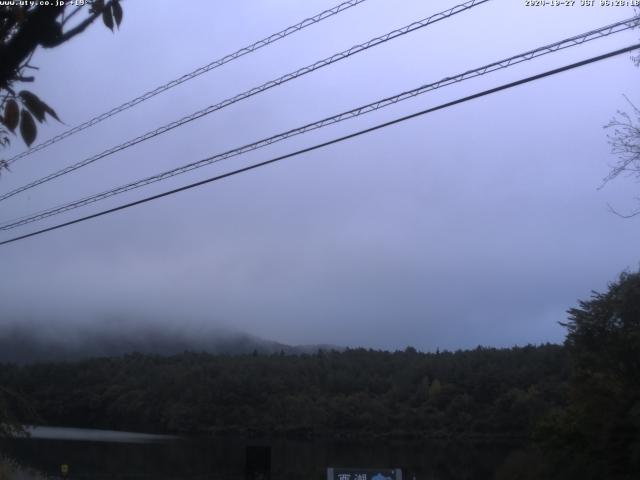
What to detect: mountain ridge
<box><xmin>1</xmin><ymin>320</ymin><xmax>341</xmax><ymax>364</ymax></box>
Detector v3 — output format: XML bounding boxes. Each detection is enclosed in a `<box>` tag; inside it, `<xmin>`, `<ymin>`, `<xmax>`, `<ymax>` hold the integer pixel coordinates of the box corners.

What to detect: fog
<box><xmin>0</xmin><ymin>0</ymin><xmax>638</xmax><ymax>352</ymax></box>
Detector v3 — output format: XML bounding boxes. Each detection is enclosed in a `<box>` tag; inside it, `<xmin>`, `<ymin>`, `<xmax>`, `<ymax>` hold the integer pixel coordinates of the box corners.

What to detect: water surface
<box><xmin>25</xmin><ymin>426</ymin><xmax>177</xmax><ymax>443</ymax></box>
<box><xmin>1</xmin><ymin>427</ymin><xmax>526</xmax><ymax>479</ymax></box>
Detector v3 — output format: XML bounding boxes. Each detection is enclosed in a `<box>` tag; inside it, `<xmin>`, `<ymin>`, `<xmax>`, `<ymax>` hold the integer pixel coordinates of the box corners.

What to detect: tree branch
<box><xmin>607</xmin><ymin>202</ymin><xmax>640</xmax><ymax>218</ymax></box>
<box><xmin>60</xmin><ymin>4</ymin><xmax>83</xmax><ymax>27</ymax></box>
<box><xmin>0</xmin><ymin>5</ymin><xmax>64</xmax><ymax>88</ymax></box>
<box><xmin>602</xmin><ymin>96</ymin><xmax>640</xmax><ymax>186</ymax></box>
<box><xmin>53</xmin><ymin>2</ymin><xmax>113</xmax><ymax>47</ymax></box>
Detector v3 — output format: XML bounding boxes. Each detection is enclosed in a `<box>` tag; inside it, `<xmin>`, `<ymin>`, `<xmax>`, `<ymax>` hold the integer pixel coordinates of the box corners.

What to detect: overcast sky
<box><xmin>0</xmin><ymin>0</ymin><xmax>638</xmax><ymax>351</ymax></box>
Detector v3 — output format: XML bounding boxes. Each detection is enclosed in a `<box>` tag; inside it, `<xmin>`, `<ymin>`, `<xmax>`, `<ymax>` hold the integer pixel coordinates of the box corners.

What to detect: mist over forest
<box><xmin>0</xmin><ymin>317</ymin><xmax>339</xmax><ymax>364</ymax></box>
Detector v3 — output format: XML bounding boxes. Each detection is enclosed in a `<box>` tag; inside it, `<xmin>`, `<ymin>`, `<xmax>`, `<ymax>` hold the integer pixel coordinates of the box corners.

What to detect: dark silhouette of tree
<box><xmin>0</xmin><ymin>1</ymin><xmax>123</xmax><ymax>173</ymax></box>
<box><xmin>537</xmin><ymin>269</ymin><xmax>640</xmax><ymax>479</ymax></box>
<box><xmin>0</xmin><ymin>387</ymin><xmax>24</xmax><ymax>438</ymax></box>
<box><xmin>0</xmin><ymin>385</ymin><xmax>39</xmax><ymax>438</ymax></box>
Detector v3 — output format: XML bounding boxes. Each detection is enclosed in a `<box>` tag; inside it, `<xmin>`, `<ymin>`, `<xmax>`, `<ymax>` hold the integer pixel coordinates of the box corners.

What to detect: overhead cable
<box><xmin>0</xmin><ymin>0</ymin><xmax>490</xmax><ymax>202</ymax></box>
<box><xmin>1</xmin><ymin>16</ymin><xmax>637</xmax><ymax>231</ymax></box>
<box><xmin>4</xmin><ymin>0</ymin><xmax>370</xmax><ymax>166</ymax></box>
<box><xmin>1</xmin><ymin>43</ymin><xmax>638</xmax><ymax>247</ymax></box>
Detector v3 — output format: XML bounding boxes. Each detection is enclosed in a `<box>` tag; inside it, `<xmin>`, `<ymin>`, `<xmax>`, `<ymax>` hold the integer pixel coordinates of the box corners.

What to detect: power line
<box><xmin>1</xmin><ymin>43</ymin><xmax>637</xmax><ymax>247</ymax></box>
<box><xmin>4</xmin><ymin>0</ymin><xmax>369</xmax><ymax>166</ymax></box>
<box><xmin>0</xmin><ymin>0</ymin><xmax>490</xmax><ymax>203</ymax></box>
<box><xmin>2</xmin><ymin>16</ymin><xmax>637</xmax><ymax>231</ymax></box>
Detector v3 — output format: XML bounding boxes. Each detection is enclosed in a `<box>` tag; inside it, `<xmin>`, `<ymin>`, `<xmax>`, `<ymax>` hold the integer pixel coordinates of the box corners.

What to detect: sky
<box><xmin>0</xmin><ymin>0</ymin><xmax>639</xmax><ymax>352</ymax></box>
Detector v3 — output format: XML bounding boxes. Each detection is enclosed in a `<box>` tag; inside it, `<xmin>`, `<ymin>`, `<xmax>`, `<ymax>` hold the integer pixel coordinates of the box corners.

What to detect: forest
<box><xmin>0</xmin><ymin>270</ymin><xmax>639</xmax><ymax>479</ymax></box>
<box><xmin>0</xmin><ymin>344</ymin><xmax>567</xmax><ymax>438</ymax></box>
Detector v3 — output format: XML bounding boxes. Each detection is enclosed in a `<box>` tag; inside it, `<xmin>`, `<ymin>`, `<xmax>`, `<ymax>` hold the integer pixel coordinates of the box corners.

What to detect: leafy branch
<box><xmin>0</xmin><ymin>1</ymin><xmax>123</xmax><ymax>152</ymax></box>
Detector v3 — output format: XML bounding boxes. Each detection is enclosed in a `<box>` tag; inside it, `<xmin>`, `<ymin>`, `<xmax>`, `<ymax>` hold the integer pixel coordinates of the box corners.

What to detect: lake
<box><xmin>0</xmin><ymin>427</ymin><xmax>527</xmax><ymax>479</ymax></box>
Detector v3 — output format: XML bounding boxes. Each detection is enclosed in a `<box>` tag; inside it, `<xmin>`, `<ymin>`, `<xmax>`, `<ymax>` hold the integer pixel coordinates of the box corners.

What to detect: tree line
<box><xmin>0</xmin><ymin>269</ymin><xmax>638</xmax><ymax>479</ymax></box>
<box><xmin>0</xmin><ymin>343</ymin><xmax>568</xmax><ymax>439</ymax></box>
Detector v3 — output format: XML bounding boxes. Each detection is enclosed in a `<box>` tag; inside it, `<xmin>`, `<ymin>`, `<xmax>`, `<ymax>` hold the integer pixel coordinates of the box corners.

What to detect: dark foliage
<box><xmin>536</xmin><ymin>270</ymin><xmax>640</xmax><ymax>479</ymax></box>
<box><xmin>0</xmin><ymin>1</ymin><xmax>122</xmax><ymax>153</ymax></box>
<box><xmin>0</xmin><ymin>344</ymin><xmax>567</xmax><ymax>439</ymax></box>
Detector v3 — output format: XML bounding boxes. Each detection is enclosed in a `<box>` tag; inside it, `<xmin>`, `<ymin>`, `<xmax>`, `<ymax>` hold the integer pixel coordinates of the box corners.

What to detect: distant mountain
<box><xmin>0</xmin><ymin>320</ymin><xmax>341</xmax><ymax>364</ymax></box>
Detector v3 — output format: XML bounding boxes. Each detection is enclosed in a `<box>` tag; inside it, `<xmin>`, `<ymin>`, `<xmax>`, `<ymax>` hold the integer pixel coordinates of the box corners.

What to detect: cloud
<box><xmin>0</xmin><ymin>0</ymin><xmax>638</xmax><ymax>353</ymax></box>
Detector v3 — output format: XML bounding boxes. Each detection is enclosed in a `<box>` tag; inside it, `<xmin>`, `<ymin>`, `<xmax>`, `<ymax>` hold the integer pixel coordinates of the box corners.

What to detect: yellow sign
<box><xmin>61</xmin><ymin>464</ymin><xmax>69</xmax><ymax>476</ymax></box>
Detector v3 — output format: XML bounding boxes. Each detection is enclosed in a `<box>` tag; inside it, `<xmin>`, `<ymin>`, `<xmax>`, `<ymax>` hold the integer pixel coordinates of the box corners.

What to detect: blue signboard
<box><xmin>327</xmin><ymin>468</ymin><xmax>402</xmax><ymax>480</ymax></box>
